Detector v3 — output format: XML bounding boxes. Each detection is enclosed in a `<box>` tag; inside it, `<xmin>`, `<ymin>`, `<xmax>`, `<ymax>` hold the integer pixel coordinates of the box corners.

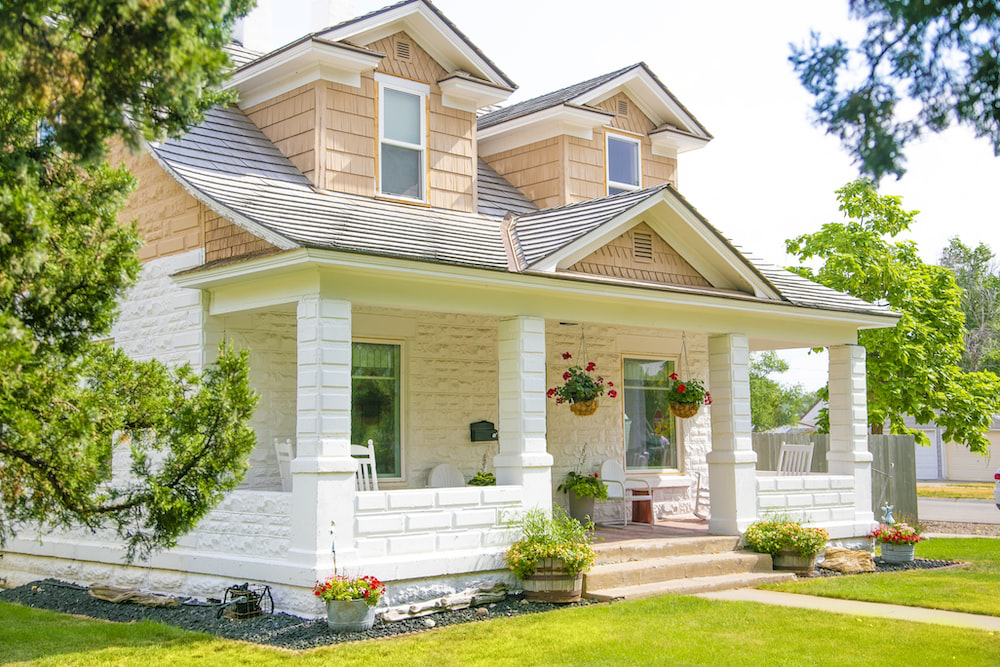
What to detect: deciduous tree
<box><xmin>940</xmin><ymin>237</ymin><xmax>1000</xmax><ymax>375</ymax></box>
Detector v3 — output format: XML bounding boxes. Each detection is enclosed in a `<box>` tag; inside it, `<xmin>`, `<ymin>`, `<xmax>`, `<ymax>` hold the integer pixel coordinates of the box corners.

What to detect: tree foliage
<box><xmin>0</xmin><ymin>0</ymin><xmax>258</xmax><ymax>560</ymax></box>
<box><xmin>790</xmin><ymin>1</ymin><xmax>1000</xmax><ymax>182</ymax></box>
<box><xmin>749</xmin><ymin>352</ymin><xmax>821</xmax><ymax>432</ymax></box>
<box><xmin>940</xmin><ymin>237</ymin><xmax>1000</xmax><ymax>375</ymax></box>
<box><xmin>786</xmin><ymin>179</ymin><xmax>1000</xmax><ymax>453</ymax></box>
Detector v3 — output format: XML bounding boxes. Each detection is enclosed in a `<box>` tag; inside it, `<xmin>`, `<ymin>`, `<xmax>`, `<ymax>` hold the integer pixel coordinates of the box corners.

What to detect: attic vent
<box><xmin>633</xmin><ymin>232</ymin><xmax>653</xmax><ymax>261</ymax></box>
<box><xmin>617</xmin><ymin>99</ymin><xmax>629</xmax><ymax>116</ymax></box>
<box><xmin>396</xmin><ymin>39</ymin><xmax>412</xmax><ymax>61</ymax></box>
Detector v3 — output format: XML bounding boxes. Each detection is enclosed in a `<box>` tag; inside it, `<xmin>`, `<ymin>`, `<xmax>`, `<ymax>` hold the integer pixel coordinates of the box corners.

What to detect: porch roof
<box><xmin>152</xmin><ymin>105</ymin><xmax>896</xmax><ymax>322</ymax></box>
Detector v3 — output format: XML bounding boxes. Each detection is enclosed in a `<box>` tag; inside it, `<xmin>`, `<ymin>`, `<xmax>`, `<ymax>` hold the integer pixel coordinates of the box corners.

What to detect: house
<box><xmin>0</xmin><ymin>0</ymin><xmax>898</xmax><ymax>615</ymax></box>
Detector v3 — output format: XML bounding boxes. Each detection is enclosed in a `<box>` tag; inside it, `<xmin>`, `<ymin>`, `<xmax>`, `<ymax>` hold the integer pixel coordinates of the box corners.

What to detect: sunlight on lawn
<box><xmin>917</xmin><ymin>483</ymin><xmax>995</xmax><ymax>500</ymax></box>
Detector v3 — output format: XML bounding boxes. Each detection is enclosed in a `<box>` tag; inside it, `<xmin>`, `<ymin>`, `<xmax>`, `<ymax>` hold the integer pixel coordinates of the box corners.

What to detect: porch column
<box><xmin>827</xmin><ymin>344</ymin><xmax>874</xmax><ymax>527</ymax></box>
<box><xmin>706</xmin><ymin>333</ymin><xmax>758</xmax><ymax>534</ymax></box>
<box><xmin>494</xmin><ymin>316</ymin><xmax>553</xmax><ymax>512</ymax></box>
<box><xmin>288</xmin><ymin>296</ymin><xmax>358</xmax><ymax>573</ymax></box>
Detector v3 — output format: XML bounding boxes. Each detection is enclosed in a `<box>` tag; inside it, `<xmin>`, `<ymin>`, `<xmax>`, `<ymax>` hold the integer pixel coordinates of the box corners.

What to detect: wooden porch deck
<box><xmin>593</xmin><ymin>515</ymin><xmax>709</xmax><ymax>543</ymax></box>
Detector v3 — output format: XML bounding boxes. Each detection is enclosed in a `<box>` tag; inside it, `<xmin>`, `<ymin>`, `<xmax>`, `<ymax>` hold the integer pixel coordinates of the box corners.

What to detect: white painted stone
<box><xmin>388</xmin><ymin>534</ymin><xmax>437</xmax><ymax>555</ymax></box>
<box><xmin>758</xmin><ymin>494</ymin><xmax>787</xmax><ymax>509</ymax></box>
<box><xmin>775</xmin><ymin>477</ymin><xmax>805</xmax><ymax>491</ymax></box>
<box><xmin>454</xmin><ymin>509</ymin><xmax>497</xmax><ymax>527</ymax></box>
<box><xmin>356</xmin><ymin>515</ymin><xmax>406</xmax><ymax>535</ymax></box>
<box><xmin>356</xmin><ymin>492</ymin><xmax>388</xmax><ymax>512</ymax></box>
<box><xmin>437</xmin><ymin>531</ymin><xmax>484</xmax><ymax>551</ymax></box>
<box><xmin>804</xmin><ymin>477</ymin><xmax>833</xmax><ymax>490</ymax></box>
<box><xmin>756</xmin><ymin>477</ymin><xmax>778</xmax><ymax>492</ymax></box>
<box><xmin>435</xmin><ymin>488</ymin><xmax>483</xmax><ymax>506</ymax></box>
<box><xmin>812</xmin><ymin>493</ymin><xmax>840</xmax><ymax>506</ymax></box>
<box><xmin>406</xmin><ymin>512</ymin><xmax>454</xmax><ymax>531</ymax></box>
<box><xmin>388</xmin><ymin>491</ymin><xmax>436</xmax><ymax>510</ymax></box>
<box><xmin>804</xmin><ymin>508</ymin><xmax>833</xmax><ymax>523</ymax></box>
<box><xmin>784</xmin><ymin>493</ymin><xmax>813</xmax><ymax>507</ymax></box>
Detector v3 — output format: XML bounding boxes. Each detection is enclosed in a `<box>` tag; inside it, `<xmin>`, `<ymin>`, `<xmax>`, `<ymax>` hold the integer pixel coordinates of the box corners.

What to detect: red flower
<box><xmin>586</xmin><ymin>362</ymin><xmax>596</xmax><ymax>372</ymax></box>
<box><xmin>607</xmin><ymin>381</ymin><xmax>613</xmax><ymax>387</ymax></box>
<box><xmin>608</xmin><ymin>390</ymin><xmax>617</xmax><ymax>398</ymax></box>
<box><xmin>592</xmin><ymin>473</ymin><xmax>599</xmax><ymax>478</ymax></box>
<box><xmin>597</xmin><ymin>376</ymin><xmax>603</xmax><ymax>382</ymax></box>
<box><xmin>704</xmin><ymin>392</ymin><xmax>713</xmax><ymax>405</ymax></box>
<box><xmin>563</xmin><ymin>371</ymin><xmax>572</xmax><ymax>381</ymax></box>
<box><xmin>555</xmin><ymin>397</ymin><xmax>565</xmax><ymax>404</ymax></box>
<box><xmin>547</xmin><ymin>388</ymin><xmax>556</xmax><ymax>398</ymax></box>
<box><xmin>562</xmin><ymin>352</ymin><xmax>572</xmax><ymax>360</ymax></box>
<box><xmin>677</xmin><ymin>384</ymin><xmax>686</xmax><ymax>392</ymax></box>
<box><xmin>669</xmin><ymin>372</ymin><xmax>679</xmax><ymax>381</ymax></box>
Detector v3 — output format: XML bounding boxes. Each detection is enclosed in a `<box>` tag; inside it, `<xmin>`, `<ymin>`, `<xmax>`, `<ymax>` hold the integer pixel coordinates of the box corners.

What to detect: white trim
<box><xmin>376</xmin><ymin>74</ymin><xmax>429</xmax><ymax>202</ymax></box>
<box><xmin>649</xmin><ymin>126</ymin><xmax>711</xmax><ymax>157</ymax></box>
<box><xmin>477</xmin><ymin>104</ymin><xmax>614</xmax><ymax>156</ymax></box>
<box><xmin>606</xmin><ymin>131</ymin><xmax>642</xmax><ymax>195</ymax></box>
<box><xmin>438</xmin><ymin>75</ymin><xmax>512</xmax><ymax>112</ymax></box>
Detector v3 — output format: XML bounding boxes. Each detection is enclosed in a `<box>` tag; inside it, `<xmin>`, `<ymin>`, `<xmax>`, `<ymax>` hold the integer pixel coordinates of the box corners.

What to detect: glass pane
<box><xmin>381</xmin><ymin>143</ymin><xmax>422</xmax><ymax>198</ymax></box>
<box><xmin>352</xmin><ymin>342</ymin><xmax>401</xmax><ymax>478</ymax></box>
<box><xmin>623</xmin><ymin>358</ymin><xmax>677</xmax><ymax>470</ymax></box>
<box><xmin>608</xmin><ymin>136</ymin><xmax>639</xmax><ymax>187</ymax></box>
<box><xmin>383</xmin><ymin>88</ymin><xmax>421</xmax><ymax>145</ymax></box>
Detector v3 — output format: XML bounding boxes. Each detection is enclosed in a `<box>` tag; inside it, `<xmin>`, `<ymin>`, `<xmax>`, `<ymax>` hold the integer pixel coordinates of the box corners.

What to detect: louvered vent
<box><xmin>396</xmin><ymin>39</ymin><xmax>412</xmax><ymax>60</ymax></box>
<box><xmin>617</xmin><ymin>99</ymin><xmax>629</xmax><ymax>116</ymax></box>
<box><xmin>633</xmin><ymin>232</ymin><xmax>653</xmax><ymax>261</ymax></box>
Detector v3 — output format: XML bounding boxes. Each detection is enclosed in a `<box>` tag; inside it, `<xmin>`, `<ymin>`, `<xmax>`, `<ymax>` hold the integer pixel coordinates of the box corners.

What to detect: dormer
<box><xmin>225</xmin><ymin>0</ymin><xmax>515</xmax><ymax>213</ymax></box>
<box><xmin>479</xmin><ymin>63</ymin><xmax>711</xmax><ymax>208</ymax></box>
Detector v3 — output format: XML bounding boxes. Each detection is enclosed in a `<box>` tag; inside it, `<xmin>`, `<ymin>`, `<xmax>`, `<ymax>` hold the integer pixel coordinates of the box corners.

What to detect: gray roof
<box><xmin>152</xmin><ymin>106</ymin><xmax>894</xmax><ymax>319</ymax></box>
<box><xmin>224</xmin><ymin>43</ymin><xmax>263</xmax><ymax>68</ymax></box>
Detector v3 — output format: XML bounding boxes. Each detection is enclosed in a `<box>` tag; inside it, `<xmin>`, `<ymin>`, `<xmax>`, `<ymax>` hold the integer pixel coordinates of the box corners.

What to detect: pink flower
<box><xmin>562</xmin><ymin>352</ymin><xmax>572</xmax><ymax>360</ymax></box>
<box><xmin>677</xmin><ymin>384</ymin><xmax>686</xmax><ymax>393</ymax></box>
<box><xmin>669</xmin><ymin>373</ymin><xmax>679</xmax><ymax>381</ymax></box>
<box><xmin>608</xmin><ymin>390</ymin><xmax>617</xmax><ymax>398</ymax></box>
<box><xmin>563</xmin><ymin>371</ymin><xmax>572</xmax><ymax>381</ymax></box>
<box><xmin>586</xmin><ymin>362</ymin><xmax>596</xmax><ymax>372</ymax></box>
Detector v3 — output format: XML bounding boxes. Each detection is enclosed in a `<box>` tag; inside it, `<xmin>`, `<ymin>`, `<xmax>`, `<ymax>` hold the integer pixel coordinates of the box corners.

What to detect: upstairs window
<box><xmin>607</xmin><ymin>133</ymin><xmax>641</xmax><ymax>195</ymax></box>
<box><xmin>377</xmin><ymin>74</ymin><xmax>427</xmax><ymax>201</ymax></box>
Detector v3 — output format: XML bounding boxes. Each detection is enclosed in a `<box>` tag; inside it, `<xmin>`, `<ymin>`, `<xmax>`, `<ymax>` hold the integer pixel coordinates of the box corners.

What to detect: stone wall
<box><xmin>756</xmin><ymin>474</ymin><xmax>858</xmax><ymax>538</ymax></box>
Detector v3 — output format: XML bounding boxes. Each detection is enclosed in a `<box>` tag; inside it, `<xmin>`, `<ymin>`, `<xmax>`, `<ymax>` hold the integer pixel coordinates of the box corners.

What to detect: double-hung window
<box><xmin>377</xmin><ymin>73</ymin><xmax>428</xmax><ymax>201</ymax></box>
<box><xmin>352</xmin><ymin>341</ymin><xmax>402</xmax><ymax>479</ymax></box>
<box><xmin>606</xmin><ymin>133</ymin><xmax>641</xmax><ymax>195</ymax></box>
<box><xmin>623</xmin><ymin>357</ymin><xmax>678</xmax><ymax>471</ymax></box>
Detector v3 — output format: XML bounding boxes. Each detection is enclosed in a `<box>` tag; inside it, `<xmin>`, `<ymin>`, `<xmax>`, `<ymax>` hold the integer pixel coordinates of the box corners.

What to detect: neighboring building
<box><xmin>0</xmin><ymin>0</ymin><xmax>898</xmax><ymax>615</ymax></box>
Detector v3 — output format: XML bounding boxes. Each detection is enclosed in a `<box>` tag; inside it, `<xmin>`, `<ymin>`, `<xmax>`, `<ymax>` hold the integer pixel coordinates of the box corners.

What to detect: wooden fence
<box><xmin>751</xmin><ymin>433</ymin><xmax>918</xmax><ymax>520</ymax></box>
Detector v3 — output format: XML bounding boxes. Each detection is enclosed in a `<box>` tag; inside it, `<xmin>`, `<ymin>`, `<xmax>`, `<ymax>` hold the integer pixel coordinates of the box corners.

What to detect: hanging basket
<box><xmin>669</xmin><ymin>402</ymin><xmax>700</xmax><ymax>419</ymax></box>
<box><xmin>569</xmin><ymin>399</ymin><xmax>599</xmax><ymax>416</ymax></box>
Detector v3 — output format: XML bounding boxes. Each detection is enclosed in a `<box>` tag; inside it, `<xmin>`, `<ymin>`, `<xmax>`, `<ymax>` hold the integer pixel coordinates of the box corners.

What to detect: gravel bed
<box><xmin>811</xmin><ymin>557</ymin><xmax>962</xmax><ymax>578</ymax></box>
<box><xmin>0</xmin><ymin>579</ymin><xmax>594</xmax><ymax>650</ymax></box>
<box><xmin>921</xmin><ymin>520</ymin><xmax>1000</xmax><ymax>537</ymax></box>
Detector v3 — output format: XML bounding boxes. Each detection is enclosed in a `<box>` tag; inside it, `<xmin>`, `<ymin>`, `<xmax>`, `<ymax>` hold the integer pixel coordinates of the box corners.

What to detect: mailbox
<box><xmin>469</xmin><ymin>420</ymin><xmax>498</xmax><ymax>442</ymax></box>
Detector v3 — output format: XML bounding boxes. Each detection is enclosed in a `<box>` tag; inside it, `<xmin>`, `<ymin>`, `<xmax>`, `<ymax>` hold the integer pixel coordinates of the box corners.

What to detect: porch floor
<box><xmin>593</xmin><ymin>514</ymin><xmax>709</xmax><ymax>543</ymax></box>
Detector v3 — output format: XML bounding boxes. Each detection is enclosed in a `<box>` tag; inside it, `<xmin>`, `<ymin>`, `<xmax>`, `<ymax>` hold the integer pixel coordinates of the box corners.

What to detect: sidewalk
<box><xmin>698</xmin><ymin>589</ymin><xmax>1000</xmax><ymax>632</ymax></box>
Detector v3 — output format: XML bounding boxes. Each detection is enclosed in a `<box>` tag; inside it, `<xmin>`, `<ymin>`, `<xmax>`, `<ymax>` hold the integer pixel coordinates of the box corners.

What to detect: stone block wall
<box><xmin>756</xmin><ymin>474</ymin><xmax>857</xmax><ymax>529</ymax></box>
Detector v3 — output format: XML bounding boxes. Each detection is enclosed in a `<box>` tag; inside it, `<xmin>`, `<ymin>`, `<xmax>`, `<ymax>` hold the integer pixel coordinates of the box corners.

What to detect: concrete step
<box><xmin>592</xmin><ymin>535</ymin><xmax>741</xmax><ymax>565</ymax></box>
<box><xmin>584</xmin><ymin>551</ymin><xmax>774</xmax><ymax>590</ymax></box>
<box><xmin>585</xmin><ymin>571</ymin><xmax>797</xmax><ymax>602</ymax></box>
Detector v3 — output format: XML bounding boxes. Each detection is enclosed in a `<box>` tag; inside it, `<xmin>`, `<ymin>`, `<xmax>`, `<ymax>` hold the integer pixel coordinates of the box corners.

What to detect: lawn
<box><xmin>917</xmin><ymin>482</ymin><xmax>995</xmax><ymax>500</ymax></box>
<box><xmin>764</xmin><ymin>537</ymin><xmax>1000</xmax><ymax>617</ymax></box>
<box><xmin>3</xmin><ymin>591</ymin><xmax>1000</xmax><ymax>666</ymax></box>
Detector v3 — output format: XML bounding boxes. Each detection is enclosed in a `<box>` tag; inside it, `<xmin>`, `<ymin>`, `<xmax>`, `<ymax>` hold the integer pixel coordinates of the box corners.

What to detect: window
<box><xmin>606</xmin><ymin>133</ymin><xmax>641</xmax><ymax>195</ymax></box>
<box><xmin>623</xmin><ymin>357</ymin><xmax>678</xmax><ymax>471</ymax></box>
<box><xmin>377</xmin><ymin>74</ymin><xmax>427</xmax><ymax>200</ymax></box>
<box><xmin>352</xmin><ymin>341</ymin><xmax>402</xmax><ymax>478</ymax></box>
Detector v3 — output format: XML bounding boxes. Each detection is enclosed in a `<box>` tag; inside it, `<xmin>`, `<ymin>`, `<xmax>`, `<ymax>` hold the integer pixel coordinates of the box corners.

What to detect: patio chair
<box><xmin>274</xmin><ymin>437</ymin><xmax>294</xmax><ymax>492</ymax></box>
<box><xmin>693</xmin><ymin>472</ymin><xmax>711</xmax><ymax>519</ymax></box>
<box><xmin>427</xmin><ymin>463</ymin><xmax>466</xmax><ymax>487</ymax></box>
<box><xmin>777</xmin><ymin>442</ymin><xmax>814</xmax><ymax>476</ymax></box>
<box><xmin>351</xmin><ymin>439</ymin><xmax>379</xmax><ymax>491</ymax></box>
<box><xmin>599</xmin><ymin>459</ymin><xmax>654</xmax><ymax>527</ymax></box>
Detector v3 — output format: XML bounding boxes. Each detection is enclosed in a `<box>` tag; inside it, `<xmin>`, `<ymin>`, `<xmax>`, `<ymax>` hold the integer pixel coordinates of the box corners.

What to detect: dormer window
<box><xmin>606</xmin><ymin>133</ymin><xmax>641</xmax><ymax>195</ymax></box>
<box><xmin>377</xmin><ymin>73</ymin><xmax>428</xmax><ymax>201</ymax></box>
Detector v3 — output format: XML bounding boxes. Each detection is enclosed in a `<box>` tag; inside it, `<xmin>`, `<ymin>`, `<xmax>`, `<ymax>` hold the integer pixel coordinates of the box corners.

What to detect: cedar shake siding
<box><xmin>481</xmin><ymin>137</ymin><xmax>564</xmax><ymax>210</ymax></box>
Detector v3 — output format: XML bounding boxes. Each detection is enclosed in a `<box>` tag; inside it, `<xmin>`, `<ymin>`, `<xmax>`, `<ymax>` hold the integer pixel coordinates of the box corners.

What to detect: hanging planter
<box><xmin>548</xmin><ymin>352</ymin><xmax>616</xmax><ymax>417</ymax></box>
<box><xmin>665</xmin><ymin>373</ymin><xmax>712</xmax><ymax>420</ymax></box>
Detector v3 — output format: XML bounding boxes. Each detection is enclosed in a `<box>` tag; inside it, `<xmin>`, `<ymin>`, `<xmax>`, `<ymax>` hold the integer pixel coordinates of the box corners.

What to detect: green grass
<box><xmin>3</xmin><ymin>592</ymin><xmax>999</xmax><ymax>666</ymax></box>
<box><xmin>917</xmin><ymin>482</ymin><xmax>995</xmax><ymax>500</ymax></box>
<box><xmin>764</xmin><ymin>537</ymin><xmax>1000</xmax><ymax>616</ymax></box>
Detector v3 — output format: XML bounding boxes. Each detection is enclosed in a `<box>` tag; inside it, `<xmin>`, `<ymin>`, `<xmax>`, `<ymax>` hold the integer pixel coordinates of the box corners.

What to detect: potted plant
<box><xmin>313</xmin><ymin>574</ymin><xmax>386</xmax><ymax>632</ymax></box>
<box><xmin>557</xmin><ymin>471</ymin><xmax>608</xmax><ymax>522</ymax></box>
<box><xmin>743</xmin><ymin>518</ymin><xmax>829</xmax><ymax>573</ymax></box>
<box><xmin>665</xmin><ymin>372</ymin><xmax>712</xmax><ymax>418</ymax></box>
<box><xmin>504</xmin><ymin>506</ymin><xmax>596</xmax><ymax>603</ymax></box>
<box><xmin>468</xmin><ymin>469</ymin><xmax>496</xmax><ymax>486</ymax></box>
<box><xmin>547</xmin><ymin>352</ymin><xmax>617</xmax><ymax>416</ymax></box>
<box><xmin>870</xmin><ymin>522</ymin><xmax>924</xmax><ymax>562</ymax></box>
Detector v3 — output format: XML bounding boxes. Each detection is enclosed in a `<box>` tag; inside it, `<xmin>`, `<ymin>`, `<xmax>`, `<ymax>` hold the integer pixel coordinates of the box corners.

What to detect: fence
<box><xmin>751</xmin><ymin>433</ymin><xmax>918</xmax><ymax>521</ymax></box>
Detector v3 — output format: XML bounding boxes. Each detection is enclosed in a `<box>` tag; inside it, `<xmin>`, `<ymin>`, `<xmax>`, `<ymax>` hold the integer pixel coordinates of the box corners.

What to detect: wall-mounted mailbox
<box><xmin>470</xmin><ymin>420</ymin><xmax>498</xmax><ymax>442</ymax></box>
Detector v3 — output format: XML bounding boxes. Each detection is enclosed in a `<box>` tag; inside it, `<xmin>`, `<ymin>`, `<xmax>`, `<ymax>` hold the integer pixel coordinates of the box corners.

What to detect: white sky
<box><xmin>260</xmin><ymin>0</ymin><xmax>1000</xmax><ymax>391</ymax></box>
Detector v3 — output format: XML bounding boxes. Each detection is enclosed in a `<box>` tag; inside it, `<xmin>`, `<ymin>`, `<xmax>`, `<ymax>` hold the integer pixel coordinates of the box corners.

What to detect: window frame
<box><xmin>605</xmin><ymin>131</ymin><xmax>642</xmax><ymax>195</ymax></box>
<box><xmin>376</xmin><ymin>73</ymin><xmax>429</xmax><ymax>203</ymax></box>
<box><xmin>621</xmin><ymin>354</ymin><xmax>682</xmax><ymax>473</ymax></box>
<box><xmin>351</xmin><ymin>337</ymin><xmax>406</xmax><ymax>482</ymax></box>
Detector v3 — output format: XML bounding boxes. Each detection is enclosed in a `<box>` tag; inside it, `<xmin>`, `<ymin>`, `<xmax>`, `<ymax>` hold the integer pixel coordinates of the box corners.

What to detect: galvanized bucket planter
<box><xmin>568</xmin><ymin>493</ymin><xmax>596</xmax><ymax>523</ymax></box>
<box><xmin>521</xmin><ymin>558</ymin><xmax>583</xmax><ymax>603</ymax></box>
<box><xmin>880</xmin><ymin>542</ymin><xmax>916</xmax><ymax>563</ymax></box>
<box><xmin>325</xmin><ymin>599</ymin><xmax>377</xmax><ymax>632</ymax></box>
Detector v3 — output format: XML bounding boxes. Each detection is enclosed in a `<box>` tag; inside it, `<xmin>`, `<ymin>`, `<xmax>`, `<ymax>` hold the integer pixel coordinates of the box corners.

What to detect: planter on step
<box><xmin>879</xmin><ymin>542</ymin><xmax>916</xmax><ymax>563</ymax></box>
<box><xmin>521</xmin><ymin>558</ymin><xmax>584</xmax><ymax>603</ymax></box>
<box><xmin>568</xmin><ymin>493</ymin><xmax>596</xmax><ymax>523</ymax></box>
<box><xmin>325</xmin><ymin>599</ymin><xmax>377</xmax><ymax>632</ymax></box>
<box><xmin>771</xmin><ymin>549</ymin><xmax>819</xmax><ymax>574</ymax></box>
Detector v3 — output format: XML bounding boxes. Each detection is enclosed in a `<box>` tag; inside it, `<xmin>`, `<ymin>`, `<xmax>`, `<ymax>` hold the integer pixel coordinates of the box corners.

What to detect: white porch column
<box><xmin>288</xmin><ymin>296</ymin><xmax>358</xmax><ymax>573</ymax></box>
<box><xmin>828</xmin><ymin>344</ymin><xmax>874</xmax><ymax>528</ymax></box>
<box><xmin>706</xmin><ymin>333</ymin><xmax>758</xmax><ymax>534</ymax></box>
<box><xmin>494</xmin><ymin>316</ymin><xmax>553</xmax><ymax>512</ymax></box>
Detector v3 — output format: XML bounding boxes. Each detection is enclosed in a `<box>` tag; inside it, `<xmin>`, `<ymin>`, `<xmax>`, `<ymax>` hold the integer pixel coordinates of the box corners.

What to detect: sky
<box><xmin>257</xmin><ymin>0</ymin><xmax>1000</xmax><ymax>391</ymax></box>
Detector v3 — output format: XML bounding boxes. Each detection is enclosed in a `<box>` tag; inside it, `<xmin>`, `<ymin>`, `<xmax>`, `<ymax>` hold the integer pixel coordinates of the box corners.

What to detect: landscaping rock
<box><xmin>819</xmin><ymin>547</ymin><xmax>876</xmax><ymax>574</ymax></box>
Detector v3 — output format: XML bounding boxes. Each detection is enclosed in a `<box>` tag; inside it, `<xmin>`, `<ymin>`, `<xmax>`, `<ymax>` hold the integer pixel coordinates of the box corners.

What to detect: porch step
<box><xmin>592</xmin><ymin>536</ymin><xmax>740</xmax><ymax>565</ymax></box>
<box><xmin>584</xmin><ymin>551</ymin><xmax>774</xmax><ymax>591</ymax></box>
<box><xmin>584</xmin><ymin>571</ymin><xmax>797</xmax><ymax>602</ymax></box>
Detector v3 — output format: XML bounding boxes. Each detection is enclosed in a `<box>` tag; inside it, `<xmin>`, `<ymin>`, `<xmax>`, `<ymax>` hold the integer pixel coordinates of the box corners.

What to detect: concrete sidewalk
<box><xmin>698</xmin><ymin>589</ymin><xmax>1000</xmax><ymax>632</ymax></box>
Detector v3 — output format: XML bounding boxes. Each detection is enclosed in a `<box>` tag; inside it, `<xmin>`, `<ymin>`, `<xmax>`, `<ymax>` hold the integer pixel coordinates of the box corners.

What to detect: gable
<box><xmin>567</xmin><ymin>222</ymin><xmax>711</xmax><ymax>288</ymax></box>
<box><xmin>366</xmin><ymin>31</ymin><xmax>447</xmax><ymax>83</ymax></box>
<box><xmin>594</xmin><ymin>92</ymin><xmax>656</xmax><ymax>135</ymax></box>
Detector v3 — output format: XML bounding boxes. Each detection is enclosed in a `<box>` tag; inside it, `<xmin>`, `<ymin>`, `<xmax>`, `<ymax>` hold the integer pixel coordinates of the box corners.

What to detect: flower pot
<box><xmin>325</xmin><ymin>599</ymin><xmax>377</xmax><ymax>632</ymax></box>
<box><xmin>879</xmin><ymin>542</ymin><xmax>916</xmax><ymax>563</ymax></box>
<box><xmin>570</xmin><ymin>399</ymin><xmax>598</xmax><ymax>416</ymax></box>
<box><xmin>669</xmin><ymin>402</ymin><xmax>700</xmax><ymax>419</ymax></box>
<box><xmin>568</xmin><ymin>493</ymin><xmax>595</xmax><ymax>523</ymax></box>
<box><xmin>521</xmin><ymin>558</ymin><xmax>583</xmax><ymax>603</ymax></box>
<box><xmin>771</xmin><ymin>549</ymin><xmax>819</xmax><ymax>573</ymax></box>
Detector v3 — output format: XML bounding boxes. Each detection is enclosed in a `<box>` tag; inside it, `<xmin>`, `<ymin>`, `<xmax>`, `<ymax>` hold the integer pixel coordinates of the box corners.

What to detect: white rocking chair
<box><xmin>351</xmin><ymin>439</ymin><xmax>379</xmax><ymax>491</ymax></box>
<box><xmin>777</xmin><ymin>442</ymin><xmax>814</xmax><ymax>476</ymax></box>
<box><xmin>599</xmin><ymin>459</ymin><xmax>653</xmax><ymax>527</ymax></box>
